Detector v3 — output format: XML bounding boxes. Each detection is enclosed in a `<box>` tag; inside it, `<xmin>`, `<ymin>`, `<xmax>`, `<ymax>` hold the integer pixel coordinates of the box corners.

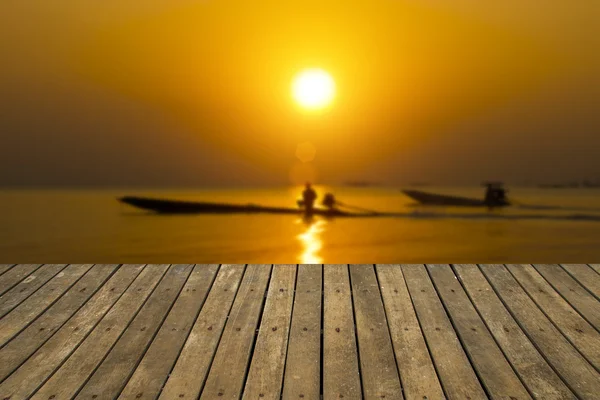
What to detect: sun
<box><xmin>291</xmin><ymin>68</ymin><xmax>336</xmax><ymax>110</ymax></box>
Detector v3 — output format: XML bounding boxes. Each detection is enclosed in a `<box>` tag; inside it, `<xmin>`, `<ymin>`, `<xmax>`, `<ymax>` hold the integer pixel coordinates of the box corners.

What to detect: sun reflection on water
<box><xmin>296</xmin><ymin>218</ymin><xmax>326</xmax><ymax>264</ymax></box>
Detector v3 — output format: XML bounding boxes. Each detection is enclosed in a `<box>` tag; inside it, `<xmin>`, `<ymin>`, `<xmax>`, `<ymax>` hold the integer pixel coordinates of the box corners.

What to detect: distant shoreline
<box><xmin>1</xmin><ymin>184</ymin><xmax>600</xmax><ymax>191</ymax></box>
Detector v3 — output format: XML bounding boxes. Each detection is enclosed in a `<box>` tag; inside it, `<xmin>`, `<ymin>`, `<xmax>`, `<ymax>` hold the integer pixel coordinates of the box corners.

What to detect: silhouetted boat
<box><xmin>402</xmin><ymin>190</ymin><xmax>510</xmax><ymax>207</ymax></box>
<box><xmin>118</xmin><ymin>196</ymin><xmax>374</xmax><ymax>217</ymax></box>
<box><xmin>117</xmin><ymin>196</ymin><xmax>600</xmax><ymax>221</ymax></box>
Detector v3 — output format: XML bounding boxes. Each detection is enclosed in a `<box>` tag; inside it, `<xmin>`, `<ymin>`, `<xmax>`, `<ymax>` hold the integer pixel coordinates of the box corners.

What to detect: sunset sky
<box><xmin>1</xmin><ymin>1</ymin><xmax>598</xmax><ymax>187</ymax></box>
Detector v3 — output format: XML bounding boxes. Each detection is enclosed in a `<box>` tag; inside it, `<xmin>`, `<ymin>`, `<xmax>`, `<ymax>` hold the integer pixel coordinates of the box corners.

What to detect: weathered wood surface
<box><xmin>243</xmin><ymin>264</ymin><xmax>296</xmax><ymax>399</ymax></box>
<box><xmin>427</xmin><ymin>264</ymin><xmax>532</xmax><ymax>399</ymax></box>
<box><xmin>0</xmin><ymin>264</ymin><xmax>67</xmax><ymax>318</ymax></box>
<box><xmin>0</xmin><ymin>264</ymin><xmax>15</xmax><ymax>276</ymax></box>
<box><xmin>560</xmin><ymin>264</ymin><xmax>600</xmax><ymax>300</ymax></box>
<box><xmin>481</xmin><ymin>264</ymin><xmax>600</xmax><ymax>399</ymax></box>
<box><xmin>0</xmin><ymin>264</ymin><xmax>41</xmax><ymax>296</ymax></box>
<box><xmin>506</xmin><ymin>264</ymin><xmax>600</xmax><ymax>370</ymax></box>
<box><xmin>119</xmin><ymin>264</ymin><xmax>219</xmax><ymax>400</ymax></box>
<box><xmin>0</xmin><ymin>264</ymin><xmax>92</xmax><ymax>347</ymax></box>
<box><xmin>30</xmin><ymin>265</ymin><xmax>169</xmax><ymax>400</ymax></box>
<box><xmin>402</xmin><ymin>264</ymin><xmax>487</xmax><ymax>399</ymax></box>
<box><xmin>74</xmin><ymin>264</ymin><xmax>193</xmax><ymax>400</ymax></box>
<box><xmin>199</xmin><ymin>264</ymin><xmax>272</xmax><ymax>399</ymax></box>
<box><xmin>282</xmin><ymin>264</ymin><xmax>322</xmax><ymax>400</ymax></box>
<box><xmin>533</xmin><ymin>264</ymin><xmax>600</xmax><ymax>330</ymax></box>
<box><xmin>323</xmin><ymin>264</ymin><xmax>362</xmax><ymax>400</ymax></box>
<box><xmin>350</xmin><ymin>264</ymin><xmax>403</xmax><ymax>399</ymax></box>
<box><xmin>157</xmin><ymin>264</ymin><xmax>244</xmax><ymax>400</ymax></box>
<box><xmin>0</xmin><ymin>264</ymin><xmax>118</xmax><ymax>382</ymax></box>
<box><xmin>1</xmin><ymin>264</ymin><xmax>599</xmax><ymax>400</ymax></box>
<box><xmin>454</xmin><ymin>264</ymin><xmax>576</xmax><ymax>400</ymax></box>
<box><xmin>0</xmin><ymin>265</ymin><xmax>145</xmax><ymax>399</ymax></box>
<box><xmin>376</xmin><ymin>264</ymin><xmax>445</xmax><ymax>400</ymax></box>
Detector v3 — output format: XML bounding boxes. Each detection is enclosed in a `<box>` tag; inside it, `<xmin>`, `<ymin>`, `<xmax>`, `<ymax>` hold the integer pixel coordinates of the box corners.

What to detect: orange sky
<box><xmin>1</xmin><ymin>1</ymin><xmax>598</xmax><ymax>187</ymax></box>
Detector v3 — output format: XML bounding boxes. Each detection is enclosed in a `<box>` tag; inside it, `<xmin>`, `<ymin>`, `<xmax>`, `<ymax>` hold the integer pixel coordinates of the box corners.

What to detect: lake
<box><xmin>1</xmin><ymin>186</ymin><xmax>600</xmax><ymax>263</ymax></box>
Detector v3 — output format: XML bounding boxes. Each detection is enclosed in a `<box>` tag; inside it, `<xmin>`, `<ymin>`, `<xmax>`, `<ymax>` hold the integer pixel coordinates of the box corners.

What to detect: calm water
<box><xmin>1</xmin><ymin>186</ymin><xmax>600</xmax><ymax>263</ymax></box>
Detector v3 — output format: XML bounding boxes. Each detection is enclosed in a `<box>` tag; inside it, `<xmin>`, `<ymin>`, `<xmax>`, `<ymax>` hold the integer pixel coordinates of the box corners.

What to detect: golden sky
<box><xmin>1</xmin><ymin>0</ymin><xmax>598</xmax><ymax>186</ymax></box>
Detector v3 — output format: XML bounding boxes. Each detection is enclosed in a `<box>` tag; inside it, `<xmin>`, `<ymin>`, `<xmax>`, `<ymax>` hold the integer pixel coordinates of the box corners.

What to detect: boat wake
<box><xmin>516</xmin><ymin>204</ymin><xmax>600</xmax><ymax>213</ymax></box>
<box><xmin>381</xmin><ymin>211</ymin><xmax>600</xmax><ymax>222</ymax></box>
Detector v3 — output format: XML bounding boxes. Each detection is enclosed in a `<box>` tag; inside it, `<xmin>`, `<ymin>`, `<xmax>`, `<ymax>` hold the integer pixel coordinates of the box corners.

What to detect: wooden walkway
<box><xmin>1</xmin><ymin>264</ymin><xmax>600</xmax><ymax>400</ymax></box>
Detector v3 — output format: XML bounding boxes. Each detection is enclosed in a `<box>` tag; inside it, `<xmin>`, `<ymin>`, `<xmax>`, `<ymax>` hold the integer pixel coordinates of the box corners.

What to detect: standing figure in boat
<box><xmin>302</xmin><ymin>182</ymin><xmax>318</xmax><ymax>213</ymax></box>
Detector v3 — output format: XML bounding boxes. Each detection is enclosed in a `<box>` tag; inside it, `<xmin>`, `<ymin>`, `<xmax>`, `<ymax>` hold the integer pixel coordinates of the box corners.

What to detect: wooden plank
<box><xmin>199</xmin><ymin>264</ymin><xmax>272</xmax><ymax>400</ymax></box>
<box><xmin>0</xmin><ymin>264</ymin><xmax>41</xmax><ymax>296</ymax></box>
<box><xmin>590</xmin><ymin>264</ymin><xmax>600</xmax><ymax>274</ymax></box>
<box><xmin>74</xmin><ymin>264</ymin><xmax>194</xmax><ymax>399</ymax></box>
<box><xmin>454</xmin><ymin>264</ymin><xmax>576</xmax><ymax>400</ymax></box>
<box><xmin>243</xmin><ymin>265</ymin><xmax>296</xmax><ymax>399</ymax></box>
<box><xmin>0</xmin><ymin>264</ymin><xmax>67</xmax><ymax>318</ymax></box>
<box><xmin>0</xmin><ymin>264</ymin><xmax>119</xmax><ymax>381</ymax></box>
<box><xmin>349</xmin><ymin>264</ymin><xmax>403</xmax><ymax>399</ymax></box>
<box><xmin>0</xmin><ymin>264</ymin><xmax>15</xmax><ymax>276</ymax></box>
<box><xmin>560</xmin><ymin>264</ymin><xmax>600</xmax><ymax>300</ymax></box>
<box><xmin>0</xmin><ymin>264</ymin><xmax>92</xmax><ymax>347</ymax></box>
<box><xmin>28</xmin><ymin>265</ymin><xmax>169</xmax><ymax>400</ymax></box>
<box><xmin>427</xmin><ymin>264</ymin><xmax>532</xmax><ymax>399</ymax></box>
<box><xmin>118</xmin><ymin>264</ymin><xmax>220</xmax><ymax>400</ymax></box>
<box><xmin>480</xmin><ymin>264</ymin><xmax>600</xmax><ymax>399</ymax></box>
<box><xmin>401</xmin><ymin>264</ymin><xmax>486</xmax><ymax>399</ymax></box>
<box><xmin>322</xmin><ymin>264</ymin><xmax>362</xmax><ymax>400</ymax></box>
<box><xmin>376</xmin><ymin>264</ymin><xmax>445</xmax><ymax>400</ymax></box>
<box><xmin>0</xmin><ymin>265</ymin><xmax>145</xmax><ymax>399</ymax></box>
<box><xmin>534</xmin><ymin>264</ymin><xmax>600</xmax><ymax>330</ymax></box>
<box><xmin>282</xmin><ymin>264</ymin><xmax>322</xmax><ymax>400</ymax></box>
<box><xmin>156</xmin><ymin>264</ymin><xmax>246</xmax><ymax>400</ymax></box>
<box><xmin>507</xmin><ymin>264</ymin><xmax>600</xmax><ymax>369</ymax></box>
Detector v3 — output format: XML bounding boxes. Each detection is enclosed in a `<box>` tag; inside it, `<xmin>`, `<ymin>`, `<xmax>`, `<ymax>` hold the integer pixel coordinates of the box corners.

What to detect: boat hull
<box><xmin>118</xmin><ymin>196</ymin><xmax>357</xmax><ymax>217</ymax></box>
<box><xmin>402</xmin><ymin>190</ymin><xmax>510</xmax><ymax>207</ymax></box>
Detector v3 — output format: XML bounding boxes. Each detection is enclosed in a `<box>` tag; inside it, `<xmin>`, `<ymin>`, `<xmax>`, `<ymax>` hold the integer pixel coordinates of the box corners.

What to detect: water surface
<box><xmin>1</xmin><ymin>186</ymin><xmax>599</xmax><ymax>263</ymax></box>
